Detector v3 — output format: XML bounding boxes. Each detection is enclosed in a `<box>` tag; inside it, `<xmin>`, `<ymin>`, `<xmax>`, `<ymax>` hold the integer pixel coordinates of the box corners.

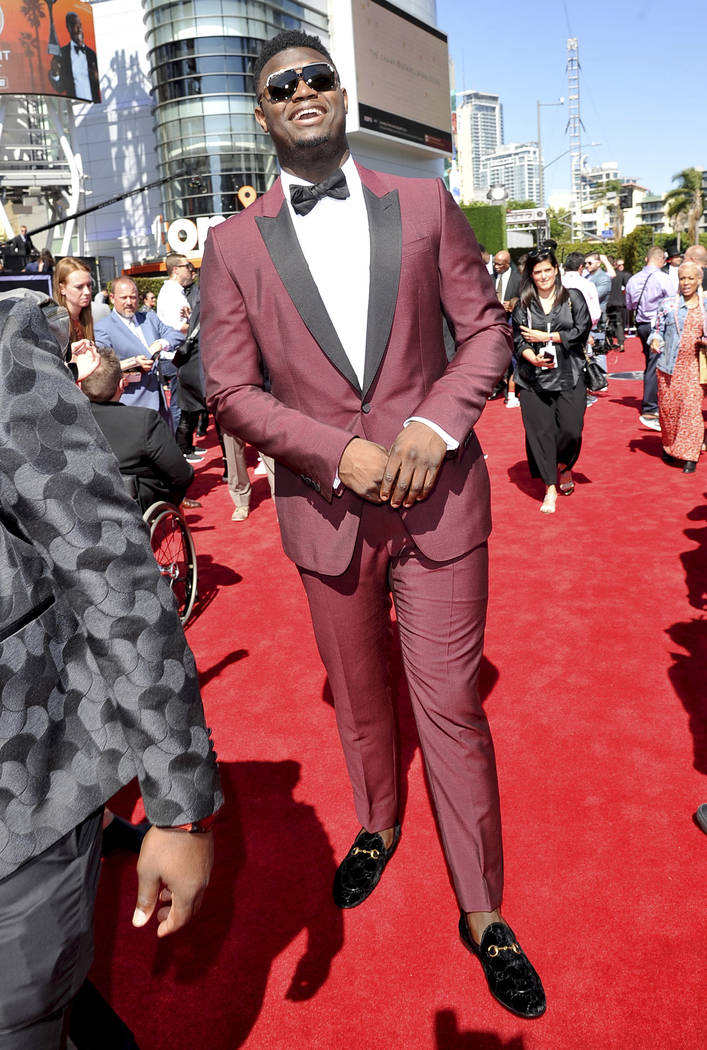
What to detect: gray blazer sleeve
<box><xmin>0</xmin><ymin>297</ymin><xmax>222</xmax><ymax>875</ymax></box>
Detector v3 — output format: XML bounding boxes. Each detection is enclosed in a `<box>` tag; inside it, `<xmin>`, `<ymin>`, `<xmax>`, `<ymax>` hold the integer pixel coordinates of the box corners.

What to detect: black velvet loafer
<box><xmin>459</xmin><ymin>916</ymin><xmax>546</xmax><ymax>1019</ymax></box>
<box><xmin>333</xmin><ymin>824</ymin><xmax>401</xmax><ymax>909</ymax></box>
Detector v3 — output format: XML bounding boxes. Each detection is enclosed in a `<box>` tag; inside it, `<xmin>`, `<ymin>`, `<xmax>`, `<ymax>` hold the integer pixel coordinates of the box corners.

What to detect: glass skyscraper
<box><xmin>142</xmin><ymin>0</ymin><xmax>328</xmax><ymax>220</ymax></box>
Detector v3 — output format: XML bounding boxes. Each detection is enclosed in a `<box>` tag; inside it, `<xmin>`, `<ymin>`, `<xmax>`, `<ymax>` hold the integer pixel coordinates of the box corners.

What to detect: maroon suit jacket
<box><xmin>200</xmin><ymin>164</ymin><xmax>511</xmax><ymax>575</ymax></box>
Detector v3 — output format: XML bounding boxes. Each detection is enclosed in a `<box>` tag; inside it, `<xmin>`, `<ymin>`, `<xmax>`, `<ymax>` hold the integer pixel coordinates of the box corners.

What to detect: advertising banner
<box><xmin>0</xmin><ymin>0</ymin><xmax>100</xmax><ymax>103</ymax></box>
<box><xmin>352</xmin><ymin>0</ymin><xmax>451</xmax><ymax>153</ymax></box>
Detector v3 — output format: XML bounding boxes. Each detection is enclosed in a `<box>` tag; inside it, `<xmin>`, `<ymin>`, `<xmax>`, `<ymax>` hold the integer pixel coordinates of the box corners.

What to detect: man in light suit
<box><xmin>0</xmin><ymin>291</ymin><xmax>221</xmax><ymax>1047</ymax></box>
<box><xmin>95</xmin><ymin>276</ymin><xmax>184</xmax><ymax>427</ymax></box>
<box><xmin>48</xmin><ymin>11</ymin><xmax>101</xmax><ymax>103</ymax></box>
<box><xmin>201</xmin><ymin>31</ymin><xmax>544</xmax><ymax>1018</ymax></box>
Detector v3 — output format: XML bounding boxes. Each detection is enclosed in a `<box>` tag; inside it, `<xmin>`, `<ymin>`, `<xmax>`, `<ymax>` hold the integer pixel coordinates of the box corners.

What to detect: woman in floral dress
<box><xmin>650</xmin><ymin>261</ymin><xmax>706</xmax><ymax>474</ymax></box>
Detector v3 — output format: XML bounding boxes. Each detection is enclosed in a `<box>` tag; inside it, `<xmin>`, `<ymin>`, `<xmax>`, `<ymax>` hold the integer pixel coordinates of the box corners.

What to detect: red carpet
<box><xmin>91</xmin><ymin>336</ymin><xmax>706</xmax><ymax>1049</ymax></box>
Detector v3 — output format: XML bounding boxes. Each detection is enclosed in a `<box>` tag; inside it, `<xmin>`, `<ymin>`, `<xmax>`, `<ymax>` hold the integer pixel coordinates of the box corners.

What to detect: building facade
<box><xmin>141</xmin><ymin>0</ymin><xmax>329</xmax><ymax>223</ymax></box>
<box><xmin>455</xmin><ymin>90</ymin><xmax>503</xmax><ymax>201</ymax></box>
<box><xmin>480</xmin><ymin>142</ymin><xmax>539</xmax><ymax>204</ymax></box>
<box><xmin>3</xmin><ymin>0</ymin><xmax>448</xmax><ymax>271</ymax></box>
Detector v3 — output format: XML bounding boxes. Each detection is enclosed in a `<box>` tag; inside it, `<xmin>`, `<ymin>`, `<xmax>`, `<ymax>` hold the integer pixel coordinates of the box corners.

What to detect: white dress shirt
<box><xmin>281</xmin><ymin>156</ymin><xmax>370</xmax><ymax>388</ymax></box>
<box><xmin>280</xmin><ymin>156</ymin><xmax>457</xmax><ymax>452</ymax></box>
<box><xmin>562</xmin><ymin>270</ymin><xmax>601</xmax><ymax>324</ymax></box>
<box><xmin>116</xmin><ymin>311</ymin><xmax>150</xmax><ymax>350</ymax></box>
<box><xmin>494</xmin><ymin>268</ymin><xmax>513</xmax><ymax>302</ymax></box>
<box><xmin>157</xmin><ymin>280</ymin><xmax>190</xmax><ymax>332</ymax></box>
<box><xmin>70</xmin><ymin>45</ymin><xmax>91</xmax><ymax>100</ymax></box>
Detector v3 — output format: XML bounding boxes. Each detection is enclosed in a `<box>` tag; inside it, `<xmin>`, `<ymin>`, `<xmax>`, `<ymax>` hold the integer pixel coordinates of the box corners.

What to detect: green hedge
<box><xmin>460</xmin><ymin>204</ymin><xmax>507</xmax><ymax>253</ymax></box>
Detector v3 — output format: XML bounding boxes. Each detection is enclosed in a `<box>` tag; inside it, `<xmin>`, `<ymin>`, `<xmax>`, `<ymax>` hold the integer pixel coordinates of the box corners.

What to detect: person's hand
<box><xmin>338</xmin><ymin>438</ymin><xmax>389</xmax><ymax>502</ymax></box>
<box><xmin>132</xmin><ymin>826</ymin><xmax>214</xmax><ymax>938</ymax></box>
<box><xmin>70</xmin><ymin>340</ymin><xmax>100</xmax><ymax>382</ymax></box>
<box><xmin>136</xmin><ymin>354</ymin><xmax>154</xmax><ymax>372</ymax></box>
<box><xmin>520</xmin><ymin>325</ymin><xmax>554</xmax><ymax>344</ymax></box>
<box><xmin>148</xmin><ymin>339</ymin><xmax>167</xmax><ymax>358</ymax></box>
<box><xmin>522</xmin><ymin>348</ymin><xmax>555</xmax><ymax>369</ymax></box>
<box><xmin>379</xmin><ymin>421</ymin><xmax>447</xmax><ymax>509</ymax></box>
<box><xmin>650</xmin><ymin>340</ymin><xmax>661</xmax><ymax>353</ymax></box>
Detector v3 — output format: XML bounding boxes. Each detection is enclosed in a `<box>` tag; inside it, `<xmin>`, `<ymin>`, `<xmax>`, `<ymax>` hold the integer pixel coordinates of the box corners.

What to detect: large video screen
<box><xmin>352</xmin><ymin>0</ymin><xmax>451</xmax><ymax>153</ymax></box>
<box><xmin>0</xmin><ymin>1</ymin><xmax>100</xmax><ymax>103</ymax></box>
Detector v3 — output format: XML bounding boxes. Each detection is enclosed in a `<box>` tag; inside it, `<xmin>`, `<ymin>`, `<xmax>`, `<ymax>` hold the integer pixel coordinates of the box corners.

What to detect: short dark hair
<box><xmin>564</xmin><ymin>251</ymin><xmax>585</xmax><ymax>272</ymax></box>
<box><xmin>253</xmin><ymin>31</ymin><xmax>333</xmax><ymax>93</ymax></box>
<box><xmin>66</xmin><ymin>12</ymin><xmax>79</xmax><ymax>29</ymax></box>
<box><xmin>81</xmin><ymin>347</ymin><xmax>122</xmax><ymax>403</ymax></box>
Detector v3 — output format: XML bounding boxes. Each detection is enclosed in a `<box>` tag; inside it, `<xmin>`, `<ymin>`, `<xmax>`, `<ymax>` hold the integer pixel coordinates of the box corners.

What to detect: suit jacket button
<box><xmin>361</xmin><ymin>402</ymin><xmax>371</xmax><ymax>414</ymax></box>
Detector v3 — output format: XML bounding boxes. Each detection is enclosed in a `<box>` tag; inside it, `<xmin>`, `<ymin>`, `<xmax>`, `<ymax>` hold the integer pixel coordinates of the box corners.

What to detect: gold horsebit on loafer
<box><xmin>487</xmin><ymin>942</ymin><xmax>522</xmax><ymax>957</ymax></box>
<box><xmin>351</xmin><ymin>846</ymin><xmax>380</xmax><ymax>858</ymax></box>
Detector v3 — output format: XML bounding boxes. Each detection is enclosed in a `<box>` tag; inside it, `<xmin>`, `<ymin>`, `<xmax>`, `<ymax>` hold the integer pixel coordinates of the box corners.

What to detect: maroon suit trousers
<box><xmin>299</xmin><ymin>502</ymin><xmax>503</xmax><ymax>912</ymax></box>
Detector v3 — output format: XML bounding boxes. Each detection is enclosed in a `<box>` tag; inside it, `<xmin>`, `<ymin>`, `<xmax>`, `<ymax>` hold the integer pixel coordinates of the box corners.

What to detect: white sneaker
<box><xmin>231</xmin><ymin>506</ymin><xmax>249</xmax><ymax>521</ymax></box>
<box><xmin>639</xmin><ymin>414</ymin><xmax>661</xmax><ymax>432</ymax></box>
<box><xmin>253</xmin><ymin>459</ymin><xmax>268</xmax><ymax>476</ymax></box>
<box><xmin>505</xmin><ymin>394</ymin><xmax>520</xmax><ymax>407</ymax></box>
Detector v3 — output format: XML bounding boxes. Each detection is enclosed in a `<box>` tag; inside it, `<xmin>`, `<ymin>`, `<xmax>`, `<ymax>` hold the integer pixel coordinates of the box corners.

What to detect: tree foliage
<box><xmin>663</xmin><ymin>167</ymin><xmax>704</xmax><ymax>247</ymax></box>
<box><xmin>506</xmin><ymin>199</ymin><xmax>537</xmax><ymax>211</ymax></box>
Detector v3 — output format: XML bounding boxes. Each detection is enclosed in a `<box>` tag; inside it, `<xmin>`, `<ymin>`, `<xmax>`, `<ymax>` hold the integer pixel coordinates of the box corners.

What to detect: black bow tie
<box><xmin>289</xmin><ymin>170</ymin><xmax>349</xmax><ymax>216</ymax></box>
<box><xmin>74</xmin><ymin>44</ymin><xmax>85</xmax><ymax>54</ymax></box>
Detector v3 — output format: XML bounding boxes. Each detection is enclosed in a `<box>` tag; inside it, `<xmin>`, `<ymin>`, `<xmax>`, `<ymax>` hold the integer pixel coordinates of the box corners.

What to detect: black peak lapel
<box><xmin>255</xmin><ymin>204</ymin><xmax>361</xmax><ymax>393</ymax></box>
<box><xmin>361</xmin><ymin>186</ymin><xmax>401</xmax><ymax>399</ymax></box>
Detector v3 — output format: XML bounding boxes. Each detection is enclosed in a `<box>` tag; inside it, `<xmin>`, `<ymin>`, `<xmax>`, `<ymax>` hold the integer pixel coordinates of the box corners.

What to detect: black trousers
<box><xmin>0</xmin><ymin>811</ymin><xmax>102</xmax><ymax>1050</ymax></box>
<box><xmin>606</xmin><ymin>305</ymin><xmax>625</xmax><ymax>348</ymax></box>
<box><xmin>175</xmin><ymin>410</ymin><xmax>201</xmax><ymax>455</ymax></box>
<box><xmin>636</xmin><ymin>322</ymin><xmax>658</xmax><ymax>414</ymax></box>
<box><xmin>519</xmin><ymin>381</ymin><xmax>586</xmax><ymax>486</ymax></box>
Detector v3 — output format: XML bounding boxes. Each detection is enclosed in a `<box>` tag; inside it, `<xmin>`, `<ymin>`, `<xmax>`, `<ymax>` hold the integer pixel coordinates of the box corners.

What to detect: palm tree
<box><xmin>21</xmin><ymin>0</ymin><xmax>45</xmax><ymax>94</ymax></box>
<box><xmin>663</xmin><ymin>167</ymin><xmax>704</xmax><ymax>247</ymax></box>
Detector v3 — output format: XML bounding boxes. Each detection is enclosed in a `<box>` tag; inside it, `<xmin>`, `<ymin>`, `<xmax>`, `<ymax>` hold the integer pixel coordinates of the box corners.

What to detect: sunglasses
<box><xmin>261</xmin><ymin>62</ymin><xmax>338</xmax><ymax>104</ymax></box>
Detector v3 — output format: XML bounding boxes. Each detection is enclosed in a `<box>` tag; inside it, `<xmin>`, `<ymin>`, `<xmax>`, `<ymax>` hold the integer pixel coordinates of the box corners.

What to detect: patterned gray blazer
<box><xmin>0</xmin><ymin>295</ymin><xmax>222</xmax><ymax>879</ymax></box>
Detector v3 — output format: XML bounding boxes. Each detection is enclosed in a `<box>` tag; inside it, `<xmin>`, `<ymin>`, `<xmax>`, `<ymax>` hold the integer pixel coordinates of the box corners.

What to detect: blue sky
<box><xmin>435</xmin><ymin>0</ymin><xmax>704</xmax><ymax>201</ymax></box>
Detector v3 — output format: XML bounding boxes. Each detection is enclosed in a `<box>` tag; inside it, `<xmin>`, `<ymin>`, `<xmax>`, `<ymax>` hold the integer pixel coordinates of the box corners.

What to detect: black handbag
<box><xmin>582</xmin><ymin>352</ymin><xmax>607</xmax><ymax>392</ymax></box>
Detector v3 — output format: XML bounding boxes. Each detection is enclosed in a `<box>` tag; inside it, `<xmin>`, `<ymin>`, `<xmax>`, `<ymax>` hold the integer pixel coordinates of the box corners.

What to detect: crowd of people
<box><xmin>1</xmin><ymin>25</ymin><xmax>705</xmax><ymax>1048</ymax></box>
<box><xmin>477</xmin><ymin>239</ymin><xmax>707</xmax><ymax>503</ymax></box>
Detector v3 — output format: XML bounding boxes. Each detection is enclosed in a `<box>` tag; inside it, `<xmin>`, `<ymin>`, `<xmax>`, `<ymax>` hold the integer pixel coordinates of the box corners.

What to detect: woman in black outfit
<box><xmin>512</xmin><ymin>247</ymin><xmax>592</xmax><ymax>513</ymax></box>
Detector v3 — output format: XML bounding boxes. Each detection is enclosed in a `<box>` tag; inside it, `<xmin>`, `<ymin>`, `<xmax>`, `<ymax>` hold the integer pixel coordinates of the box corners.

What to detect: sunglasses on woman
<box><xmin>260</xmin><ymin>62</ymin><xmax>338</xmax><ymax>104</ymax></box>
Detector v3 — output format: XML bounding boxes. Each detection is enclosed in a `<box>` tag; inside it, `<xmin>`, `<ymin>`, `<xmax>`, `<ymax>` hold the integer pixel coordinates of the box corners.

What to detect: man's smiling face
<box><xmin>254</xmin><ymin>47</ymin><xmax>348</xmax><ymax>166</ymax></box>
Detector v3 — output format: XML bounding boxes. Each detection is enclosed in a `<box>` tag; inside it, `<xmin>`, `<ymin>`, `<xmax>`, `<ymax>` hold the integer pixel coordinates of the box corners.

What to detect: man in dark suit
<box><xmin>489</xmin><ymin>249</ymin><xmax>521</xmax><ymax>404</ymax></box>
<box><xmin>48</xmin><ymin>11</ymin><xmax>101</xmax><ymax>103</ymax></box>
<box><xmin>201</xmin><ymin>30</ymin><xmax>544</xmax><ymax>1018</ymax></box>
<box><xmin>82</xmin><ymin>347</ymin><xmax>194</xmax><ymax>511</ymax></box>
<box><xmin>95</xmin><ymin>276</ymin><xmax>184</xmax><ymax>426</ymax></box>
<box><xmin>0</xmin><ymin>291</ymin><xmax>221</xmax><ymax>1046</ymax></box>
<box><xmin>9</xmin><ymin>225</ymin><xmax>36</xmax><ymax>269</ymax></box>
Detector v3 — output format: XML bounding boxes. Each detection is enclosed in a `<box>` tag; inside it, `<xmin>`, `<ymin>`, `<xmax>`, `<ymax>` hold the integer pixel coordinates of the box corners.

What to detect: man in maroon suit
<box><xmin>201</xmin><ymin>30</ymin><xmax>545</xmax><ymax>1018</ymax></box>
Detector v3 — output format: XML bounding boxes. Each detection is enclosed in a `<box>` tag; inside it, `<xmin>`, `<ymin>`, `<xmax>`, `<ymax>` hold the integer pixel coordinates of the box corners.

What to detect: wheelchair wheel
<box><xmin>143</xmin><ymin>502</ymin><xmax>198</xmax><ymax>625</ymax></box>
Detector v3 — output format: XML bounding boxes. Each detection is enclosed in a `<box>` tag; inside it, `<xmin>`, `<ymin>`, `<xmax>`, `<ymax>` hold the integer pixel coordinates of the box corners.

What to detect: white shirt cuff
<box><xmin>404</xmin><ymin>416</ymin><xmax>459</xmax><ymax>451</ymax></box>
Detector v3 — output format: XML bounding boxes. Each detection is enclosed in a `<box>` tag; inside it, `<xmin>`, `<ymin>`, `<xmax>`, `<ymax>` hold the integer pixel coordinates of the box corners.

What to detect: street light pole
<box><xmin>537</xmin><ymin>97</ymin><xmax>564</xmax><ymax>207</ymax></box>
